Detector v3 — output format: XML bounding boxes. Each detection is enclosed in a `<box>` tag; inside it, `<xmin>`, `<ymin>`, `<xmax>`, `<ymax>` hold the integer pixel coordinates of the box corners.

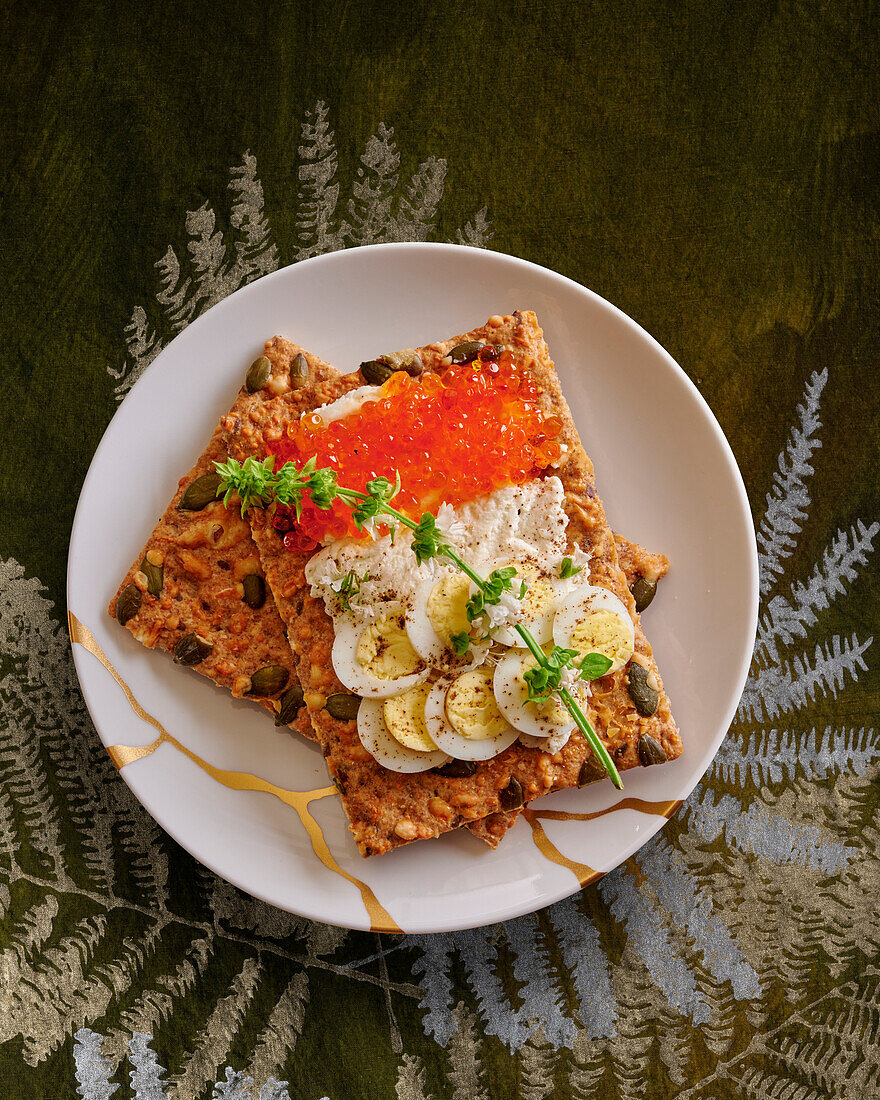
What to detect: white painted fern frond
<box><xmin>73</xmin><ymin>1028</ymin><xmax>116</xmax><ymax>1100</ymax></box>
<box><xmin>447</xmin><ymin>1004</ymin><xmax>488</xmax><ymax>1100</ymax></box>
<box><xmin>167</xmin><ymin>956</ymin><xmax>262</xmax><ymax>1100</ymax></box>
<box><xmin>548</xmin><ymin>897</ymin><xmax>617</xmax><ymax>1040</ymax></box>
<box><xmin>348</xmin><ymin>122</ymin><xmax>401</xmax><ymax>246</ymax></box>
<box><xmin>598</xmin><ymin>864</ymin><xmax>710</xmax><ymax>1023</ymax></box>
<box><xmin>755</xmin><ymin>519</ymin><xmax>879</xmax><ymax>665</ymax></box>
<box><xmin>683</xmin><ymin>787</ymin><xmax>856</xmax><ymax>872</ymax></box>
<box><xmin>103</xmin><ymin>936</ymin><xmax>214</xmax><ymax>1068</ymax></box>
<box><xmin>757</xmin><ymin>367</ymin><xmax>828</xmax><ymax>596</ymax></box>
<box><xmin>127</xmin><ymin>1032</ymin><xmax>168</xmax><ymax>1100</ymax></box>
<box><xmin>638</xmin><ymin>837</ymin><xmax>761</xmax><ymax>999</ymax></box>
<box><xmin>246</xmin><ymin>971</ymin><xmax>309</xmax><ymax>1087</ymax></box>
<box><xmin>395</xmin><ymin>1052</ymin><xmax>431</xmax><ymax>1100</ymax></box>
<box><xmin>738</xmin><ymin>632</ymin><xmax>873</xmax><ymax>723</ymax></box>
<box><xmin>227</xmin><ymin>151</ymin><xmax>279</xmax><ymax>284</ymax></box>
<box><xmin>409</xmin><ymin>934</ymin><xmax>457</xmax><ymax>1046</ymax></box>
<box><xmin>294</xmin><ymin>100</ymin><xmax>343</xmax><ymax>259</ymax></box>
<box><xmin>507</xmin><ymin>913</ymin><xmax>576</xmax><ymax>1048</ymax></box>
<box><xmin>393</xmin><ymin>157</ymin><xmax>448</xmax><ymax>241</ymax></box>
<box><xmin>710</xmin><ymin>725</ymin><xmax>880</xmax><ymax>786</ymax></box>
<box><xmin>455</xmin><ymin>206</ymin><xmax>493</xmax><ymax>247</ymax></box>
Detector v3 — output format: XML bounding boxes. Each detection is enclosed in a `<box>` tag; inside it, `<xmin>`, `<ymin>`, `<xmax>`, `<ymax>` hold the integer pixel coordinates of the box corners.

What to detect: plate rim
<box><xmin>67</xmin><ymin>241</ymin><xmax>759</xmax><ymax>932</ymax></box>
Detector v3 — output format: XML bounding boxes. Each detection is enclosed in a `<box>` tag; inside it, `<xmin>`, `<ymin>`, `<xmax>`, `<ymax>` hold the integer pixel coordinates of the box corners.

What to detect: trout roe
<box><xmin>269</xmin><ymin>350</ymin><xmax>565</xmax><ymax>547</ymax></box>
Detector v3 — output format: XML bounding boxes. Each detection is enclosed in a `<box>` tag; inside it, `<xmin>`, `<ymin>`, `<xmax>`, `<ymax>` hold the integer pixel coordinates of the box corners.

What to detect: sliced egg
<box><xmin>552</xmin><ymin>585</ymin><xmax>635</xmax><ymax>674</ymax></box>
<box><xmin>332</xmin><ymin>607</ymin><xmax>429</xmax><ymax>698</ymax></box>
<box><xmin>493</xmin><ymin>648</ymin><xmax>587</xmax><ymax>739</ymax></box>
<box><xmin>424</xmin><ymin>669</ymin><xmax>520</xmax><ymax>761</ymax></box>
<box><xmin>473</xmin><ymin>557</ymin><xmax>582</xmax><ymax>647</ymax></box>
<box><xmin>382</xmin><ymin>682</ymin><xmax>438</xmax><ymax>752</ymax></box>
<box><xmin>405</xmin><ymin>572</ymin><xmax>488</xmax><ymax>669</ymax></box>
<box><xmin>357</xmin><ymin>699</ymin><xmax>450</xmax><ymax>773</ymax></box>
<box><xmin>519</xmin><ymin>728</ymin><xmax>573</xmax><ymax>754</ymax></box>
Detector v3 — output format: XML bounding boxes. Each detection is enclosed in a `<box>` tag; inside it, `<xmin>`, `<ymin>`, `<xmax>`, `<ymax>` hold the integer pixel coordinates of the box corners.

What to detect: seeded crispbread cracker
<box><xmin>222</xmin><ymin>312</ymin><xmax>682</xmax><ymax>857</ymax></box>
<box><xmin>108</xmin><ymin>339</ymin><xmax>339</xmax><ymax>741</ymax></box>
<box><xmin>106</xmin><ymin>339</ymin><xmax>523</xmax><ymax>847</ymax></box>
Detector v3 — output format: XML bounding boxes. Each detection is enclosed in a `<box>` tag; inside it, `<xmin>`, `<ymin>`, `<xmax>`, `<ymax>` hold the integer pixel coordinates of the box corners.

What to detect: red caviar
<box><xmin>269</xmin><ymin>351</ymin><xmax>564</xmax><ymax>543</ymax></box>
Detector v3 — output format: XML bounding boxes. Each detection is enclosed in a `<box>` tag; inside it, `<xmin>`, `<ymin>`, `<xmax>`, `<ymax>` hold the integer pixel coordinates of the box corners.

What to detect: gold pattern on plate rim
<box><xmin>523</xmin><ymin>797</ymin><xmax>683</xmax><ymax>888</ymax></box>
<box><xmin>69</xmin><ymin>612</ymin><xmax>681</xmax><ymax>922</ymax></box>
<box><xmin>68</xmin><ymin>612</ymin><xmax>401</xmax><ymax>933</ymax></box>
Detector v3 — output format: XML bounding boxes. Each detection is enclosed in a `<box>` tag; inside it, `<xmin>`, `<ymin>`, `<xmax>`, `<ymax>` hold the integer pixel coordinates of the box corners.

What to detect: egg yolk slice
<box><xmin>569</xmin><ymin>610</ymin><xmax>632</xmax><ymax>670</ymax></box>
<box><xmin>357</xmin><ymin>613</ymin><xmax>424</xmax><ymax>680</ymax></box>
<box><xmin>383</xmin><ymin>682</ymin><xmax>438</xmax><ymax>752</ymax></box>
<box><xmin>427</xmin><ymin>574</ymin><xmax>472</xmax><ymax>647</ymax></box>
<box><xmin>445</xmin><ymin>668</ymin><xmax>510</xmax><ymax>740</ymax></box>
<box><xmin>516</xmin><ymin>562</ymin><xmax>557</xmax><ymax>619</ymax></box>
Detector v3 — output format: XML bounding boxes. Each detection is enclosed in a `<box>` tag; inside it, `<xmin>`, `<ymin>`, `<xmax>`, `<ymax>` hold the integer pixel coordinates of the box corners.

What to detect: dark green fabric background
<box><xmin>1</xmin><ymin>2</ymin><xmax>878</xmax><ymax>1097</ymax></box>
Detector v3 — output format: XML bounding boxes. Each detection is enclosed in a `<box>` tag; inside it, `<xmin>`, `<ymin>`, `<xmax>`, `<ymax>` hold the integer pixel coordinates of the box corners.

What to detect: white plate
<box><xmin>67</xmin><ymin>244</ymin><xmax>758</xmax><ymax>933</ymax></box>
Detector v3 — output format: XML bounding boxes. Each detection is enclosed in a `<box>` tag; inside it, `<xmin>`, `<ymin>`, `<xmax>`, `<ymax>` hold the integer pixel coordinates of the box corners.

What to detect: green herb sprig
<box><xmin>214</xmin><ymin>456</ymin><xmax>623</xmax><ymax>788</ymax></box>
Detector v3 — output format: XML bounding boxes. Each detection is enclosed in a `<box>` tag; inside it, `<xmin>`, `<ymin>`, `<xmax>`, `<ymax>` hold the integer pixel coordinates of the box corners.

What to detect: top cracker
<box><xmin>220</xmin><ymin>311</ymin><xmax>682</xmax><ymax>856</ymax></box>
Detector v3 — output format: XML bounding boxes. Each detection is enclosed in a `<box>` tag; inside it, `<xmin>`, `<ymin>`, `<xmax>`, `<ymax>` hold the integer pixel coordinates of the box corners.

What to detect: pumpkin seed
<box><xmin>248</xmin><ymin>665</ymin><xmax>290</xmax><ymax>696</ymax></box>
<box><xmin>140</xmin><ymin>555</ymin><xmax>163</xmax><ymax>597</ymax></box>
<box><xmin>627</xmin><ymin>663</ymin><xmax>659</xmax><ymax>716</ymax></box>
<box><xmin>173</xmin><ymin>632</ymin><xmax>213</xmax><ymax>666</ymax></box>
<box><xmin>246</xmin><ymin>355</ymin><xmax>271</xmax><ymax>393</ymax></box>
<box><xmin>115</xmin><ymin>584</ymin><xmax>142</xmax><ymax>625</ymax></box>
<box><xmin>289</xmin><ymin>352</ymin><xmax>308</xmax><ymax>388</ymax></box>
<box><xmin>637</xmin><ymin>733</ymin><xmax>668</xmax><ymax>766</ymax></box>
<box><xmin>178</xmin><ymin>471</ymin><xmax>222</xmax><ymax>511</ymax></box>
<box><xmin>359</xmin><ymin>359</ymin><xmax>394</xmax><ymax>385</ymax></box>
<box><xmin>446</xmin><ymin>340</ymin><xmax>483</xmax><ymax>364</ymax></box>
<box><xmin>578</xmin><ymin>756</ymin><xmax>606</xmax><ymax>786</ymax></box>
<box><xmin>631</xmin><ymin>576</ymin><xmax>657</xmax><ymax>613</ymax></box>
<box><xmin>275</xmin><ymin>684</ymin><xmax>305</xmax><ymax>726</ymax></box>
<box><xmin>326</xmin><ymin>693</ymin><xmax>361</xmax><ymax>720</ymax></box>
<box><xmin>378</xmin><ymin>349</ymin><xmax>424</xmax><ymax>376</ymax></box>
<box><xmin>242</xmin><ymin>574</ymin><xmax>266</xmax><ymax>610</ymax></box>
<box><xmin>433</xmin><ymin>759</ymin><xmax>477</xmax><ymax>778</ymax></box>
<box><xmin>499</xmin><ymin>777</ymin><xmax>524</xmax><ymax>810</ymax></box>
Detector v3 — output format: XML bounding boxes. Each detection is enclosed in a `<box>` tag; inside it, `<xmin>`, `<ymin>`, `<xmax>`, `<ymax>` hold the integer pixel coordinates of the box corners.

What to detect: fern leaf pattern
<box><xmin>0</xmin><ymin>98</ymin><xmax>873</xmax><ymax>1099</ymax></box>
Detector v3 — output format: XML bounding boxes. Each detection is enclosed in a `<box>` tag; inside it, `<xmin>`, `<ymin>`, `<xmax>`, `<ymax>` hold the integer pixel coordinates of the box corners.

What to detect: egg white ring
<box><xmin>405</xmin><ymin>576</ymin><xmax>491</xmax><ymax>672</ymax></box>
<box><xmin>519</xmin><ymin>727</ymin><xmax>573</xmax><ymax>754</ymax></box>
<box><xmin>424</xmin><ymin>678</ymin><xmax>520</xmax><ymax>762</ymax></box>
<box><xmin>551</xmin><ymin>584</ymin><xmax>635</xmax><ymax>674</ymax></box>
<box><xmin>470</xmin><ymin>556</ymin><xmax>582</xmax><ymax>647</ymax></box>
<box><xmin>332</xmin><ymin>615</ymin><xmax>430</xmax><ymax>698</ymax></box>
<box><xmin>357</xmin><ymin>699</ymin><xmax>451</xmax><ymax>773</ymax></box>
<box><xmin>493</xmin><ymin>650</ymin><xmax>586</xmax><ymax>739</ymax></box>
